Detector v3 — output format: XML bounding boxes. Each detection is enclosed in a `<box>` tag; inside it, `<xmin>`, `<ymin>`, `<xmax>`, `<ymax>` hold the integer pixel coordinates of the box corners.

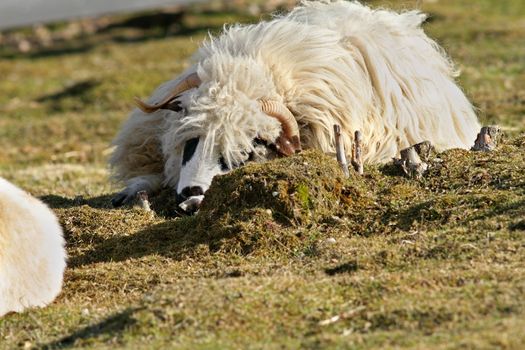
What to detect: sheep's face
<box><xmin>143</xmin><ymin>71</ymin><xmax>301</xmax><ymax>214</ymax></box>
<box><xmin>176</xmin><ymin>133</ymin><xmax>279</xmax><ymax>213</ymax></box>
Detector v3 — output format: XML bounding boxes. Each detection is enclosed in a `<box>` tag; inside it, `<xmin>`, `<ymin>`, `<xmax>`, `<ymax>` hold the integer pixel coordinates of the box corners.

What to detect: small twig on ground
<box><xmin>393</xmin><ymin>141</ymin><xmax>432</xmax><ymax>179</ymax></box>
<box><xmin>351</xmin><ymin>130</ymin><xmax>364</xmax><ymax>175</ymax></box>
<box><xmin>318</xmin><ymin>306</ymin><xmax>366</xmax><ymax>326</ymax></box>
<box><xmin>136</xmin><ymin>190</ymin><xmax>152</xmax><ymax>212</ymax></box>
<box><xmin>471</xmin><ymin>125</ymin><xmax>501</xmax><ymax>152</ymax></box>
<box><xmin>333</xmin><ymin>124</ymin><xmax>350</xmax><ymax>178</ymax></box>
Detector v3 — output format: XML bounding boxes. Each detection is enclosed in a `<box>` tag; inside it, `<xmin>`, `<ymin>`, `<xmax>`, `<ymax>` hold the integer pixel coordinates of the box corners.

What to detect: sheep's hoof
<box><xmin>111</xmin><ymin>191</ymin><xmax>134</xmax><ymax>207</ymax></box>
<box><xmin>393</xmin><ymin>141</ymin><xmax>433</xmax><ymax>179</ymax></box>
<box><xmin>471</xmin><ymin>125</ymin><xmax>501</xmax><ymax>152</ymax></box>
<box><xmin>136</xmin><ymin>190</ymin><xmax>152</xmax><ymax>212</ymax></box>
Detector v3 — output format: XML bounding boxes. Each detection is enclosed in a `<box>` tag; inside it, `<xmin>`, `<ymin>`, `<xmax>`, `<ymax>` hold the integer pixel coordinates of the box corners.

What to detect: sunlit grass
<box><xmin>0</xmin><ymin>1</ymin><xmax>524</xmax><ymax>349</ymax></box>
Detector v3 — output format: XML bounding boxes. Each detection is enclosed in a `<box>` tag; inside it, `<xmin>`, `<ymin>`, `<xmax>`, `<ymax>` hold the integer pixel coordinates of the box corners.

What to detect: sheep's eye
<box><xmin>219</xmin><ymin>150</ymin><xmax>254</xmax><ymax>172</ymax></box>
<box><xmin>219</xmin><ymin>156</ymin><xmax>229</xmax><ymax>171</ymax></box>
<box><xmin>218</xmin><ymin>138</ymin><xmax>271</xmax><ymax>171</ymax></box>
<box><xmin>166</xmin><ymin>99</ymin><xmax>184</xmax><ymax>113</ymax></box>
<box><xmin>182</xmin><ymin>138</ymin><xmax>199</xmax><ymax>165</ymax></box>
<box><xmin>253</xmin><ymin>137</ymin><xmax>279</xmax><ymax>157</ymax></box>
<box><xmin>253</xmin><ymin>138</ymin><xmax>268</xmax><ymax>147</ymax></box>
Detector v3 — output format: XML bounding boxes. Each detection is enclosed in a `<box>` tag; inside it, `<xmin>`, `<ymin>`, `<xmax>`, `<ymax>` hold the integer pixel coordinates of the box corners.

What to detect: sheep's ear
<box><xmin>135</xmin><ymin>73</ymin><xmax>200</xmax><ymax>113</ymax></box>
<box><xmin>165</xmin><ymin>100</ymin><xmax>184</xmax><ymax>112</ymax></box>
<box><xmin>135</xmin><ymin>97</ymin><xmax>184</xmax><ymax>113</ymax></box>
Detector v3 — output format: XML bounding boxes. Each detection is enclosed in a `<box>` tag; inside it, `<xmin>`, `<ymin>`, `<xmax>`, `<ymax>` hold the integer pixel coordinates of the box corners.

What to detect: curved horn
<box><xmin>135</xmin><ymin>73</ymin><xmax>201</xmax><ymax>113</ymax></box>
<box><xmin>260</xmin><ymin>100</ymin><xmax>301</xmax><ymax>156</ymax></box>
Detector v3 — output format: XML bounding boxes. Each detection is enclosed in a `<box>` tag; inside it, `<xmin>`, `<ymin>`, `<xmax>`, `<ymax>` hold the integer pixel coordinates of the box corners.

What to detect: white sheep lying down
<box><xmin>110</xmin><ymin>0</ymin><xmax>480</xmax><ymax>211</ymax></box>
<box><xmin>0</xmin><ymin>177</ymin><xmax>66</xmax><ymax>317</ymax></box>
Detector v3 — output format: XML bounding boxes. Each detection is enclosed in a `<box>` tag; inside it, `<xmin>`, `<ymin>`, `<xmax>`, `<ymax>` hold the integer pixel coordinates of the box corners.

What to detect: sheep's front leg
<box><xmin>112</xmin><ymin>175</ymin><xmax>163</xmax><ymax>207</ymax></box>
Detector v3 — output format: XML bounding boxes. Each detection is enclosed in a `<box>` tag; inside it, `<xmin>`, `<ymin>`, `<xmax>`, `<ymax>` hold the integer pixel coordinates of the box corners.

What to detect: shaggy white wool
<box><xmin>0</xmin><ymin>177</ymin><xmax>66</xmax><ymax>317</ymax></box>
<box><xmin>110</xmin><ymin>0</ymin><xmax>480</xmax><ymax>197</ymax></box>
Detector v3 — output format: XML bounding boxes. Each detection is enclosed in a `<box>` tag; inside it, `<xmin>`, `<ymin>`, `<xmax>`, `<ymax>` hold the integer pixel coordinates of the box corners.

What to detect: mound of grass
<box><xmin>193</xmin><ymin>150</ymin><xmax>370</xmax><ymax>255</ymax></box>
<box><xmin>201</xmin><ymin>150</ymin><xmax>347</xmax><ymax>223</ymax></box>
<box><xmin>49</xmin><ymin>135</ymin><xmax>524</xmax><ymax>270</ymax></box>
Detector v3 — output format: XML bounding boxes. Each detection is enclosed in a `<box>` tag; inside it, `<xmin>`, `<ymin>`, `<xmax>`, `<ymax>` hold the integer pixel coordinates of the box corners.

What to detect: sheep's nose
<box><xmin>178</xmin><ymin>195</ymin><xmax>204</xmax><ymax>214</ymax></box>
<box><xmin>181</xmin><ymin>186</ymin><xmax>204</xmax><ymax>198</ymax></box>
<box><xmin>176</xmin><ymin>187</ymin><xmax>205</xmax><ymax>214</ymax></box>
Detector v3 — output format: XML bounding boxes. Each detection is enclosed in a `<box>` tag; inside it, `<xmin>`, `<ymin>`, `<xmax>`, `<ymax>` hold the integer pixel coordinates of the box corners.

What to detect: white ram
<box><xmin>110</xmin><ymin>0</ymin><xmax>480</xmax><ymax>211</ymax></box>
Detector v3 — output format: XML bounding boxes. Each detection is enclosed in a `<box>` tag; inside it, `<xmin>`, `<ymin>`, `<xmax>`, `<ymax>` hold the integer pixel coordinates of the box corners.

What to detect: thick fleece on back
<box><xmin>0</xmin><ymin>178</ymin><xmax>66</xmax><ymax>316</ymax></box>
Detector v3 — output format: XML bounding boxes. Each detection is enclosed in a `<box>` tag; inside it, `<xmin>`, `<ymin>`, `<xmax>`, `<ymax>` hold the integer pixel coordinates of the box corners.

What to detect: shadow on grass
<box><xmin>510</xmin><ymin>220</ymin><xmax>525</xmax><ymax>231</ymax></box>
<box><xmin>0</xmin><ymin>45</ymin><xmax>95</xmax><ymax>60</ymax></box>
<box><xmin>36</xmin><ymin>79</ymin><xmax>100</xmax><ymax>112</ymax></box>
<box><xmin>101</xmin><ymin>11</ymin><xmax>185</xmax><ymax>32</ymax></box>
<box><xmin>41</xmin><ymin>194</ymin><xmax>115</xmax><ymax>209</ymax></box>
<box><xmin>38</xmin><ymin>307</ymin><xmax>142</xmax><ymax>349</ymax></box>
<box><xmin>325</xmin><ymin>261</ymin><xmax>359</xmax><ymax>276</ymax></box>
<box><xmin>41</xmin><ymin>193</ymin><xmax>209</xmax><ymax>268</ymax></box>
<box><xmin>42</xmin><ymin>190</ymin><xmax>182</xmax><ymax>215</ymax></box>
<box><xmin>98</xmin><ymin>8</ymin><xmax>255</xmax><ymax>39</ymax></box>
<box><xmin>67</xmin><ymin>217</ymin><xmax>207</xmax><ymax>268</ymax></box>
<box><xmin>36</xmin><ymin>80</ymin><xmax>100</xmax><ymax>101</ymax></box>
<box><xmin>470</xmin><ymin>198</ymin><xmax>525</xmax><ymax>229</ymax></box>
<box><xmin>379</xmin><ymin>186</ymin><xmax>525</xmax><ymax>233</ymax></box>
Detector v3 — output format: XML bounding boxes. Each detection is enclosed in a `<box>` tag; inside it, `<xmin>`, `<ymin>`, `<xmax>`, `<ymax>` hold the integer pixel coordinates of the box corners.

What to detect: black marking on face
<box><xmin>219</xmin><ymin>156</ymin><xmax>229</xmax><ymax>171</ymax></box>
<box><xmin>253</xmin><ymin>138</ymin><xmax>268</xmax><ymax>147</ymax></box>
<box><xmin>182</xmin><ymin>137</ymin><xmax>199</xmax><ymax>166</ymax></box>
<box><xmin>253</xmin><ymin>137</ymin><xmax>280</xmax><ymax>155</ymax></box>
<box><xmin>166</xmin><ymin>99</ymin><xmax>184</xmax><ymax>112</ymax></box>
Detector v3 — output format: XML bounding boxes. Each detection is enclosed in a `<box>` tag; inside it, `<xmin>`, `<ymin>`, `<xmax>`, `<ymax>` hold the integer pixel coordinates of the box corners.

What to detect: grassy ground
<box><xmin>0</xmin><ymin>1</ymin><xmax>524</xmax><ymax>349</ymax></box>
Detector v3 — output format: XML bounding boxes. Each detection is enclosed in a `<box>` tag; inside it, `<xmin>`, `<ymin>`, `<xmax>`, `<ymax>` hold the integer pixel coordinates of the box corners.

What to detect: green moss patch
<box><xmin>199</xmin><ymin>150</ymin><xmax>346</xmax><ymax>221</ymax></box>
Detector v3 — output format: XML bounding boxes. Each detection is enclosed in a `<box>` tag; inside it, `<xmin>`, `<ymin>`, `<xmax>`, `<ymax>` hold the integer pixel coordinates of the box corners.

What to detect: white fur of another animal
<box><xmin>0</xmin><ymin>177</ymin><xmax>66</xmax><ymax>317</ymax></box>
<box><xmin>109</xmin><ymin>0</ymin><xmax>480</xmax><ymax>202</ymax></box>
